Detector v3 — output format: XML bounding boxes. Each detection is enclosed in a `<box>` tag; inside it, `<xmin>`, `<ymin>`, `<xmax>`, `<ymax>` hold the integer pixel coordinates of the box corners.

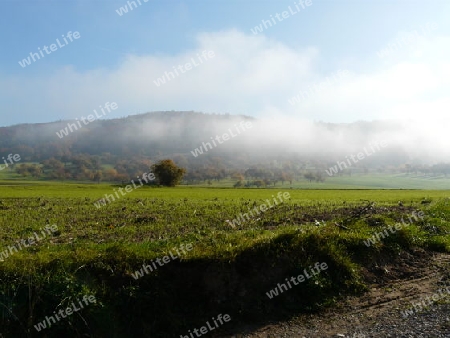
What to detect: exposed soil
<box><xmin>261</xmin><ymin>202</ymin><xmax>418</xmax><ymax>230</ymax></box>
<box><xmin>218</xmin><ymin>250</ymin><xmax>450</xmax><ymax>338</ymax></box>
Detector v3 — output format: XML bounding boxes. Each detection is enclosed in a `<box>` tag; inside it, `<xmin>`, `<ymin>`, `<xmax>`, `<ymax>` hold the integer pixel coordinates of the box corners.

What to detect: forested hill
<box><xmin>1</xmin><ymin>111</ymin><xmax>404</xmax><ymax>160</ymax></box>
<box><xmin>0</xmin><ymin>111</ymin><xmax>257</xmax><ymax>161</ymax></box>
<box><xmin>1</xmin><ymin>111</ymin><xmax>442</xmax><ymax>182</ymax></box>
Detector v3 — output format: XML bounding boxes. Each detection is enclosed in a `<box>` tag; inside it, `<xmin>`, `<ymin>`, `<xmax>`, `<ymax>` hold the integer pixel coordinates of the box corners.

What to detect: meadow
<box><xmin>0</xmin><ymin>183</ymin><xmax>449</xmax><ymax>337</ymax></box>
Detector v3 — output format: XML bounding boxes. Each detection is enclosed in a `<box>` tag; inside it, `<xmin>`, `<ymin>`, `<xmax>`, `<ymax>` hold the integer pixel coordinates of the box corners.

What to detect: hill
<box><xmin>1</xmin><ymin>111</ymin><xmax>450</xmax><ymax>187</ymax></box>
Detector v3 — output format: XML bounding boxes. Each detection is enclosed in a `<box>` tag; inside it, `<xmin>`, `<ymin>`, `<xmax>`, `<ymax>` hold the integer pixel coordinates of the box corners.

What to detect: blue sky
<box><xmin>1</xmin><ymin>0</ymin><xmax>449</xmax><ymax>126</ymax></box>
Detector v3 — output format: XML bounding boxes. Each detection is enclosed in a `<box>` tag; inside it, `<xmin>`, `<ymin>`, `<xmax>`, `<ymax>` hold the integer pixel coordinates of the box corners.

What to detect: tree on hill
<box><xmin>93</xmin><ymin>170</ymin><xmax>103</xmax><ymax>184</ymax></box>
<box><xmin>16</xmin><ymin>164</ymin><xmax>42</xmax><ymax>178</ymax></box>
<box><xmin>151</xmin><ymin>159</ymin><xmax>186</xmax><ymax>187</ymax></box>
<box><xmin>304</xmin><ymin>172</ymin><xmax>315</xmax><ymax>182</ymax></box>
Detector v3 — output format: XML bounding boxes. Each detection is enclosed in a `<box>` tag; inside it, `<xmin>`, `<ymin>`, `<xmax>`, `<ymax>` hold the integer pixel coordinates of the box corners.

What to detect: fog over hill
<box><xmin>0</xmin><ymin>111</ymin><xmax>448</xmax><ymax>170</ymax></box>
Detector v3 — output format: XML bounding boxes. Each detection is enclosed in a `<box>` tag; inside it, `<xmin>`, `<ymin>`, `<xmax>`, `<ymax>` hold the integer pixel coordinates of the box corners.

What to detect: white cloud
<box><xmin>2</xmin><ymin>29</ymin><xmax>449</xmax><ymax>126</ymax></box>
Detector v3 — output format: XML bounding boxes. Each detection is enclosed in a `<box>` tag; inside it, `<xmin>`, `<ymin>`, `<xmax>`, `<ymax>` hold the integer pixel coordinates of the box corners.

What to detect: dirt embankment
<box><xmin>228</xmin><ymin>250</ymin><xmax>450</xmax><ymax>338</ymax></box>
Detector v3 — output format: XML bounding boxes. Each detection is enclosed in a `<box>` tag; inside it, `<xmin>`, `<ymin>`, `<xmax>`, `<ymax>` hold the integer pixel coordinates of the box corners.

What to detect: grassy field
<box><xmin>0</xmin><ymin>183</ymin><xmax>449</xmax><ymax>337</ymax></box>
<box><xmin>4</xmin><ymin>166</ymin><xmax>450</xmax><ymax>189</ymax></box>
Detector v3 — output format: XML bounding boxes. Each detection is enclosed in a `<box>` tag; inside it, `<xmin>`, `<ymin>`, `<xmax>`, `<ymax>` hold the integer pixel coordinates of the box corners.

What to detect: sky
<box><xmin>1</xmin><ymin>0</ymin><xmax>449</xmax><ymax>127</ymax></box>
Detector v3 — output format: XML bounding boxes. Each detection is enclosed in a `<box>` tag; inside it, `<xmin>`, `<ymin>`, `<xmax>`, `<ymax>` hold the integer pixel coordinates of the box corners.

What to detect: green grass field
<box><xmin>0</xmin><ymin>183</ymin><xmax>449</xmax><ymax>337</ymax></box>
<box><xmin>4</xmin><ymin>165</ymin><xmax>450</xmax><ymax>189</ymax></box>
<box><xmin>157</xmin><ymin>173</ymin><xmax>450</xmax><ymax>189</ymax></box>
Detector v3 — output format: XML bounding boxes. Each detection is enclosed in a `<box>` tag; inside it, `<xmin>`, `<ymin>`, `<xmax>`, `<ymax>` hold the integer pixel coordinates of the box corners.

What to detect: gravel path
<box><xmin>221</xmin><ymin>252</ymin><xmax>450</xmax><ymax>338</ymax></box>
<box><xmin>236</xmin><ymin>303</ymin><xmax>450</xmax><ymax>338</ymax></box>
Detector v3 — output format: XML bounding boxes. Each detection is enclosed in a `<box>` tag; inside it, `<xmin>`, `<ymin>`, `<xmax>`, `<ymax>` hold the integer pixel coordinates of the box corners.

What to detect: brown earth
<box><xmin>218</xmin><ymin>250</ymin><xmax>450</xmax><ymax>338</ymax></box>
